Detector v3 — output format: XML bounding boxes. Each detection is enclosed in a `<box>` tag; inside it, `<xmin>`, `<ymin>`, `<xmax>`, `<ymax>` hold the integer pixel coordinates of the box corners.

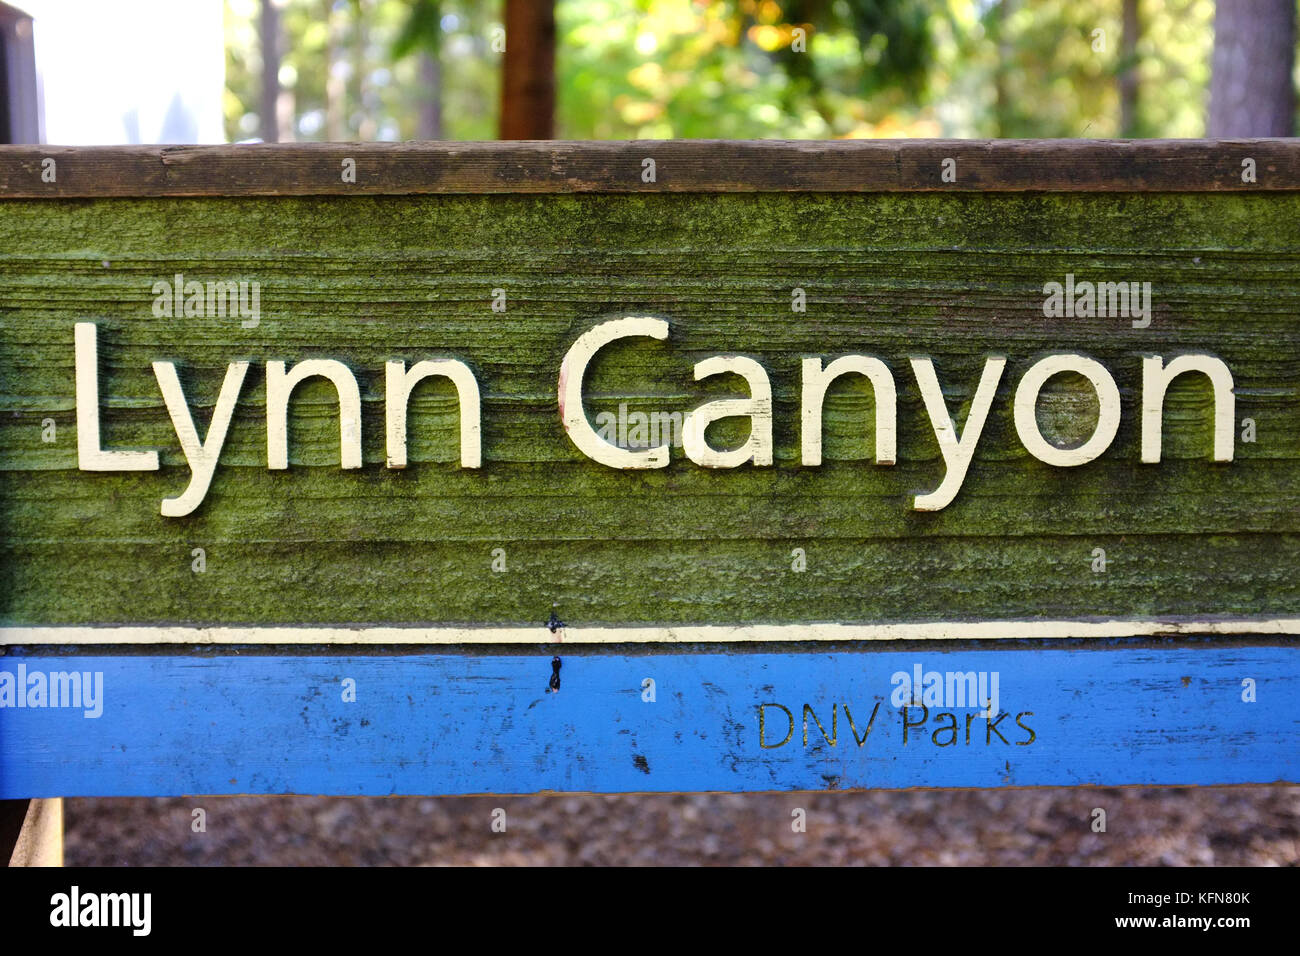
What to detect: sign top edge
<box><xmin>0</xmin><ymin>139</ymin><xmax>1296</xmax><ymax>197</ymax></box>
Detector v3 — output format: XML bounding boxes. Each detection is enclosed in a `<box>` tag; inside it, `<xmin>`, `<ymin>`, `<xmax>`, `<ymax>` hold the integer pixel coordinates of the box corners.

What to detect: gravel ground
<box><xmin>62</xmin><ymin>787</ymin><xmax>1300</xmax><ymax>866</ymax></box>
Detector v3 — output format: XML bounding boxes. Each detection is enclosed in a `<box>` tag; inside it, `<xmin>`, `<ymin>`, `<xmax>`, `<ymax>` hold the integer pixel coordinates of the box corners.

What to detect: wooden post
<box><xmin>5</xmin><ymin>798</ymin><xmax>62</xmax><ymax>866</ymax></box>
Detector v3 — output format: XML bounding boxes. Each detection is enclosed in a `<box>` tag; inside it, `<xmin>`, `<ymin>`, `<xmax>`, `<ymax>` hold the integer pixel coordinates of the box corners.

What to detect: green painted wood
<box><xmin>0</xmin><ymin>191</ymin><xmax>1297</xmax><ymax>627</ymax></box>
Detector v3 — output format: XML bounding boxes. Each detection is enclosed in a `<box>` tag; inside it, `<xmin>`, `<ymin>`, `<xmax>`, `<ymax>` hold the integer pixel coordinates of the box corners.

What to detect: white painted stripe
<box><xmin>0</xmin><ymin>618</ymin><xmax>1297</xmax><ymax>645</ymax></box>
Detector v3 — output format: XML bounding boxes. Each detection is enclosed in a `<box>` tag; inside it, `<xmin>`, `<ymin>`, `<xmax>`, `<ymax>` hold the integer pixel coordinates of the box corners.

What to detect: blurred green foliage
<box><xmin>224</xmin><ymin>0</ymin><xmax>1217</xmax><ymax>142</ymax></box>
<box><xmin>225</xmin><ymin>0</ymin><xmax>499</xmax><ymax>141</ymax></box>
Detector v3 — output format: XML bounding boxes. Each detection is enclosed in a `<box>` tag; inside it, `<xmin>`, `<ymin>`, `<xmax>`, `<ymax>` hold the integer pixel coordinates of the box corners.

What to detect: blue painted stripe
<box><xmin>1</xmin><ymin>644</ymin><xmax>1295</xmax><ymax>796</ymax></box>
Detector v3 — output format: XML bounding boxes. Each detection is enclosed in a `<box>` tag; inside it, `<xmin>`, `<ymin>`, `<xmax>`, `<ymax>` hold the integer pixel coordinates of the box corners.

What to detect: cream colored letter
<box><xmin>385</xmin><ymin>360</ymin><xmax>481</xmax><ymax>469</ymax></box>
<box><xmin>1014</xmin><ymin>354</ymin><xmax>1120</xmax><ymax>467</ymax></box>
<box><xmin>153</xmin><ymin>361</ymin><xmax>249</xmax><ymax>516</ymax></box>
<box><xmin>910</xmin><ymin>356</ymin><xmax>1005</xmax><ymax>511</ymax></box>
<box><xmin>559</xmin><ymin>317</ymin><xmax>670</xmax><ymax>468</ymax></box>
<box><xmin>75</xmin><ymin>322</ymin><xmax>159</xmax><ymax>472</ymax></box>
<box><xmin>683</xmin><ymin>356</ymin><xmax>773</xmax><ymax>468</ymax></box>
<box><xmin>266</xmin><ymin>359</ymin><xmax>362</xmax><ymax>470</ymax></box>
<box><xmin>800</xmin><ymin>355</ymin><xmax>896</xmax><ymax>466</ymax></box>
<box><xmin>1141</xmin><ymin>354</ymin><xmax>1234</xmax><ymax>463</ymax></box>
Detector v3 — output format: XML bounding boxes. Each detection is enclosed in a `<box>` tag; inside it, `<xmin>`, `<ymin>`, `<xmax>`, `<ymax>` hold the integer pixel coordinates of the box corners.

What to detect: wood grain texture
<box><xmin>2</xmin><ymin>641</ymin><xmax>1295</xmax><ymax>796</ymax></box>
<box><xmin>0</xmin><ymin>190</ymin><xmax>1296</xmax><ymax>629</ymax></box>
<box><xmin>0</xmin><ymin>140</ymin><xmax>1297</xmax><ymax>197</ymax></box>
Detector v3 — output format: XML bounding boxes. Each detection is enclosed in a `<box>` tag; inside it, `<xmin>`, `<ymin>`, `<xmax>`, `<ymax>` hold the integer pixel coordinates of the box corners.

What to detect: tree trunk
<box><xmin>1209</xmin><ymin>0</ymin><xmax>1295</xmax><ymax>136</ymax></box>
<box><xmin>1119</xmin><ymin>0</ymin><xmax>1140</xmax><ymax>137</ymax></box>
<box><xmin>419</xmin><ymin>51</ymin><xmax>442</xmax><ymax>140</ymax></box>
<box><xmin>353</xmin><ymin>0</ymin><xmax>376</xmax><ymax>141</ymax></box>
<box><xmin>992</xmin><ymin>0</ymin><xmax>1010</xmax><ymax>138</ymax></box>
<box><xmin>260</xmin><ymin>0</ymin><xmax>280</xmax><ymax>143</ymax></box>
<box><xmin>326</xmin><ymin>0</ymin><xmax>346</xmax><ymax>141</ymax></box>
<box><xmin>499</xmin><ymin>0</ymin><xmax>555</xmax><ymax>139</ymax></box>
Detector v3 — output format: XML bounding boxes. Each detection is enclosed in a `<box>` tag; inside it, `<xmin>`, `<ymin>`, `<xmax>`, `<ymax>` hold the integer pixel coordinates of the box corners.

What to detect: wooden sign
<box><xmin>0</xmin><ymin>141</ymin><xmax>1297</xmax><ymax>796</ymax></box>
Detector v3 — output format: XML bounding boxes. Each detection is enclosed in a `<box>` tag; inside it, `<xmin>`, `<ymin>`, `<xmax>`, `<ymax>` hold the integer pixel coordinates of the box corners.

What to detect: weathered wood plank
<box><xmin>1</xmin><ymin>642</ymin><xmax>1294</xmax><ymax>796</ymax></box>
<box><xmin>0</xmin><ymin>139</ymin><xmax>1296</xmax><ymax>197</ymax></box>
